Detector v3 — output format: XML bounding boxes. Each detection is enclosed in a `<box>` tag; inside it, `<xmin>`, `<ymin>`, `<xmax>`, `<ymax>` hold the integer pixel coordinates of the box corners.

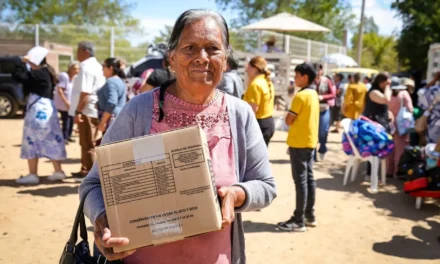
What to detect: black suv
<box><xmin>0</xmin><ymin>56</ymin><xmax>26</xmax><ymax>118</ymax></box>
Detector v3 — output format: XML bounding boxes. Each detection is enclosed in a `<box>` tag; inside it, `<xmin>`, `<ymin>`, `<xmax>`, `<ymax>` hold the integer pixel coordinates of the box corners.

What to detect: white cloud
<box><xmin>350</xmin><ymin>0</ymin><xmax>402</xmax><ymax>36</ymax></box>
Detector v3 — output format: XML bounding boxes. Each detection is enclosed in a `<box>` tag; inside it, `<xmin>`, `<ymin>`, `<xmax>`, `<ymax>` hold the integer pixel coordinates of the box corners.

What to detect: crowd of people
<box><xmin>8</xmin><ymin>7</ymin><xmax>440</xmax><ymax>263</ymax></box>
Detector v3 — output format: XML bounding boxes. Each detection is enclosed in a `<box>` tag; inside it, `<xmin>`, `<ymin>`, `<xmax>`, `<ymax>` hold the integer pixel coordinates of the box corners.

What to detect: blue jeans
<box><xmin>314</xmin><ymin>109</ymin><xmax>330</xmax><ymax>160</ymax></box>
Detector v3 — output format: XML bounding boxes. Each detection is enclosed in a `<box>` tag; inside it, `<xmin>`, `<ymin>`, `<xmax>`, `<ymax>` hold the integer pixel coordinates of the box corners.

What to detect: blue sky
<box><xmin>132</xmin><ymin>0</ymin><xmax>402</xmax><ymax>42</ymax></box>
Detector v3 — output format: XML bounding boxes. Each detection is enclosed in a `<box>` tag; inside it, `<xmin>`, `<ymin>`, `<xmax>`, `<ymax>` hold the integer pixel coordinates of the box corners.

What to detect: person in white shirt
<box><xmin>54</xmin><ymin>61</ymin><xmax>79</xmax><ymax>143</ymax></box>
<box><xmin>69</xmin><ymin>41</ymin><xmax>106</xmax><ymax>178</ymax></box>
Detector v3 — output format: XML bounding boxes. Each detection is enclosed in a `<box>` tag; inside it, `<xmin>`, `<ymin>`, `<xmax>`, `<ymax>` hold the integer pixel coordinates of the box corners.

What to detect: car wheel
<box><xmin>0</xmin><ymin>92</ymin><xmax>18</xmax><ymax>118</ymax></box>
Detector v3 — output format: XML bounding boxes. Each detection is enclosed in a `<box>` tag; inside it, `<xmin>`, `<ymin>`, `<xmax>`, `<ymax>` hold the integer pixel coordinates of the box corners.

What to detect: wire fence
<box><xmin>1</xmin><ymin>23</ymin><xmax>346</xmax><ymax>72</ymax></box>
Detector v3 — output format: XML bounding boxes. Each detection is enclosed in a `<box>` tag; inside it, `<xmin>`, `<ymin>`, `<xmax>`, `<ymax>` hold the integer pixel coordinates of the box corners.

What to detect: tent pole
<box><xmin>258</xmin><ymin>31</ymin><xmax>262</xmax><ymax>52</ymax></box>
<box><xmin>284</xmin><ymin>33</ymin><xmax>290</xmax><ymax>54</ymax></box>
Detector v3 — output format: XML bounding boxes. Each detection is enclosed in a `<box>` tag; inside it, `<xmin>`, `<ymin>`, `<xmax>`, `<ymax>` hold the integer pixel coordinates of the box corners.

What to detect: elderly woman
<box><xmin>79</xmin><ymin>9</ymin><xmax>277</xmax><ymax>264</ymax></box>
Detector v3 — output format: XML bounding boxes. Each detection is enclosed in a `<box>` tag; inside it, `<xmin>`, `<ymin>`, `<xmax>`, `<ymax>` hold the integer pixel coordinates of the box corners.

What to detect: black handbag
<box><xmin>59</xmin><ymin>189</ymin><xmax>123</xmax><ymax>264</ymax></box>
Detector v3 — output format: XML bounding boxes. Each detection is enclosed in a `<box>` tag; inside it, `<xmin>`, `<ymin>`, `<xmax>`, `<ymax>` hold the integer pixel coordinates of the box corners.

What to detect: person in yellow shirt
<box><xmin>243</xmin><ymin>56</ymin><xmax>275</xmax><ymax>146</ymax></box>
<box><xmin>342</xmin><ymin>72</ymin><xmax>367</xmax><ymax>120</ymax></box>
<box><xmin>277</xmin><ymin>63</ymin><xmax>319</xmax><ymax>232</ymax></box>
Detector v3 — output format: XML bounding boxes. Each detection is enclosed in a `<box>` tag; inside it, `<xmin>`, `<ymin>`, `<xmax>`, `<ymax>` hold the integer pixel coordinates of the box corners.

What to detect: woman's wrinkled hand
<box><xmin>94</xmin><ymin>213</ymin><xmax>136</xmax><ymax>261</ymax></box>
<box><xmin>218</xmin><ymin>187</ymin><xmax>236</xmax><ymax>229</ymax></box>
<box><xmin>217</xmin><ymin>186</ymin><xmax>246</xmax><ymax>229</ymax></box>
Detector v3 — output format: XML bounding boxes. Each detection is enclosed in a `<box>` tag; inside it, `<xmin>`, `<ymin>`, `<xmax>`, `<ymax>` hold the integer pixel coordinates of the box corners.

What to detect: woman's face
<box><xmin>169</xmin><ymin>18</ymin><xmax>227</xmax><ymax>91</ymax></box>
<box><xmin>379</xmin><ymin>78</ymin><xmax>391</xmax><ymax>89</ymax></box>
<box><xmin>245</xmin><ymin>63</ymin><xmax>259</xmax><ymax>78</ymax></box>
<box><xmin>103</xmin><ymin>64</ymin><xmax>113</xmax><ymax>78</ymax></box>
<box><xmin>69</xmin><ymin>65</ymin><xmax>80</xmax><ymax>76</ymax></box>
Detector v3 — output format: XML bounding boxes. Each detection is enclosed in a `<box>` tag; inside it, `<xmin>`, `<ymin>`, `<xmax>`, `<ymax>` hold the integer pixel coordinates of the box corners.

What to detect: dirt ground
<box><xmin>0</xmin><ymin>117</ymin><xmax>439</xmax><ymax>264</ymax></box>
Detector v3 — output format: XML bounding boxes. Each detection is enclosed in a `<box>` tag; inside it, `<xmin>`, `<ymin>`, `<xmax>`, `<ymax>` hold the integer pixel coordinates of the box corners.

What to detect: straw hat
<box><xmin>401</xmin><ymin>77</ymin><xmax>415</xmax><ymax>88</ymax></box>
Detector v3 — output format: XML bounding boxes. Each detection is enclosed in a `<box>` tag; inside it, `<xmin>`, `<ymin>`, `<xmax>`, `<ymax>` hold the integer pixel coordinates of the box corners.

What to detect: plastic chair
<box><xmin>341</xmin><ymin>118</ymin><xmax>386</xmax><ymax>192</ymax></box>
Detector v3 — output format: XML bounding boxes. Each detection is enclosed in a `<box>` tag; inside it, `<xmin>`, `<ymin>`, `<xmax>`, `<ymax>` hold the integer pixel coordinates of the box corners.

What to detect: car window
<box><xmin>0</xmin><ymin>62</ymin><xmax>15</xmax><ymax>74</ymax></box>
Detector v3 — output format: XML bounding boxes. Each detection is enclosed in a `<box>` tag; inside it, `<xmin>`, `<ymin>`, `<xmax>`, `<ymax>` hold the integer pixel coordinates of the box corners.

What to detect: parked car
<box><xmin>0</xmin><ymin>56</ymin><xmax>26</xmax><ymax>118</ymax></box>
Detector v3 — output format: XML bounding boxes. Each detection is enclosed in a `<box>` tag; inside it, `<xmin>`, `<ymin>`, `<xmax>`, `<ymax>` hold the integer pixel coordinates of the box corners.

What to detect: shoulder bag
<box><xmin>59</xmin><ymin>188</ymin><xmax>123</xmax><ymax>264</ymax></box>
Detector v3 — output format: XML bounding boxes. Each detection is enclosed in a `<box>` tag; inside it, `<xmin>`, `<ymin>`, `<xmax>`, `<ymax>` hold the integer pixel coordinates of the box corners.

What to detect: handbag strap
<box><xmin>68</xmin><ymin>187</ymin><xmax>98</xmax><ymax>245</ymax></box>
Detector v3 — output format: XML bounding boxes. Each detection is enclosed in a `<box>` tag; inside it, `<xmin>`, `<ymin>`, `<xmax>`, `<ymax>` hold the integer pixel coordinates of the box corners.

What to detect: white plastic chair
<box><xmin>341</xmin><ymin>118</ymin><xmax>386</xmax><ymax>192</ymax></box>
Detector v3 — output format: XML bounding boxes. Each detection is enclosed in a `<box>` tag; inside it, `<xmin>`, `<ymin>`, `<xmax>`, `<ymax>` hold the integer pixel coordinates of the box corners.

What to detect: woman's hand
<box><xmin>217</xmin><ymin>186</ymin><xmax>246</xmax><ymax>229</ymax></box>
<box><xmin>21</xmin><ymin>55</ymin><xmax>30</xmax><ymax>63</ymax></box>
<box><xmin>75</xmin><ymin>113</ymin><xmax>83</xmax><ymax>124</ymax></box>
<box><xmin>97</xmin><ymin>122</ymin><xmax>107</xmax><ymax>133</ymax></box>
<box><xmin>94</xmin><ymin>213</ymin><xmax>136</xmax><ymax>261</ymax></box>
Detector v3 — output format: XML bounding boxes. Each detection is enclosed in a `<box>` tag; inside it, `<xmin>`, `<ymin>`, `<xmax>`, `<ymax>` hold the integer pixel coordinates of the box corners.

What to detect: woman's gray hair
<box><xmin>168</xmin><ymin>9</ymin><xmax>230</xmax><ymax>52</ymax></box>
<box><xmin>68</xmin><ymin>60</ymin><xmax>79</xmax><ymax>71</ymax></box>
<box><xmin>78</xmin><ymin>41</ymin><xmax>95</xmax><ymax>57</ymax></box>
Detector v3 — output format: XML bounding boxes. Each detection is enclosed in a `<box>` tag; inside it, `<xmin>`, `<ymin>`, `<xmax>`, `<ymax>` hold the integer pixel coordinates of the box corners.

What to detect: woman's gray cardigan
<box><xmin>79</xmin><ymin>89</ymin><xmax>277</xmax><ymax>264</ymax></box>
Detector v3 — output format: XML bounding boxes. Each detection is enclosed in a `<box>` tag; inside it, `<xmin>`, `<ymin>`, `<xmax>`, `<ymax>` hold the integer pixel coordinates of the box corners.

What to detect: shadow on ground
<box><xmin>315</xmin><ymin>161</ymin><xmax>439</xmax><ymax>222</ymax></box>
<box><xmin>270</xmin><ymin>159</ymin><xmax>290</xmax><ymax>165</ymax></box>
<box><xmin>243</xmin><ymin>221</ymin><xmax>283</xmax><ymax>233</ymax></box>
<box><xmin>373</xmin><ymin>220</ymin><xmax>440</xmax><ymax>260</ymax></box>
<box><xmin>44</xmin><ymin>158</ymin><xmax>81</xmax><ymax>164</ymax></box>
<box><xmin>0</xmin><ymin>177</ymin><xmax>79</xmax><ymax>188</ymax></box>
<box><xmin>269</xmin><ymin>140</ymin><xmax>286</xmax><ymax>144</ymax></box>
<box><xmin>17</xmin><ymin>185</ymin><xmax>79</xmax><ymax>197</ymax></box>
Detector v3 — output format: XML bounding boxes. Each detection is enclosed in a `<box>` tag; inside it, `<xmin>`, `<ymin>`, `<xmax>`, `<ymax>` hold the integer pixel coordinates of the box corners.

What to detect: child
<box><xmin>278</xmin><ymin>63</ymin><xmax>320</xmax><ymax>232</ymax></box>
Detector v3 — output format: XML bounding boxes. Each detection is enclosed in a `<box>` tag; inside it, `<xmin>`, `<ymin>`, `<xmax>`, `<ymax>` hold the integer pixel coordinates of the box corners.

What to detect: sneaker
<box><xmin>305</xmin><ymin>219</ymin><xmax>317</xmax><ymax>227</ymax></box>
<box><xmin>277</xmin><ymin>217</ymin><xmax>307</xmax><ymax>232</ymax></box>
<box><xmin>319</xmin><ymin>153</ymin><xmax>326</xmax><ymax>161</ymax></box>
<box><xmin>48</xmin><ymin>171</ymin><xmax>66</xmax><ymax>181</ymax></box>
<box><xmin>16</xmin><ymin>174</ymin><xmax>39</xmax><ymax>185</ymax></box>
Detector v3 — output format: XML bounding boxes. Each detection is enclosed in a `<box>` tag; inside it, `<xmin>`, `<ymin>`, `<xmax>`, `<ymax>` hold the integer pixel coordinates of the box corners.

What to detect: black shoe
<box><xmin>277</xmin><ymin>217</ymin><xmax>306</xmax><ymax>232</ymax></box>
<box><xmin>67</xmin><ymin>138</ymin><xmax>76</xmax><ymax>143</ymax></box>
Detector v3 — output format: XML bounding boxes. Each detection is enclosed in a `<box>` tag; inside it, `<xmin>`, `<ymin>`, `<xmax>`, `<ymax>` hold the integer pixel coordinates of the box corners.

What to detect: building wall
<box><xmin>0</xmin><ymin>40</ymin><xmax>73</xmax><ymax>73</ymax></box>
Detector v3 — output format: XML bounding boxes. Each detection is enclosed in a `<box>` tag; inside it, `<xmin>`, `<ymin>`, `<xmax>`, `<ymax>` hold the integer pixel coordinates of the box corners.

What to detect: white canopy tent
<box><xmin>242</xmin><ymin>12</ymin><xmax>331</xmax><ymax>32</ymax></box>
<box><xmin>241</xmin><ymin>12</ymin><xmax>331</xmax><ymax>53</ymax></box>
<box><xmin>322</xmin><ymin>53</ymin><xmax>358</xmax><ymax>67</ymax></box>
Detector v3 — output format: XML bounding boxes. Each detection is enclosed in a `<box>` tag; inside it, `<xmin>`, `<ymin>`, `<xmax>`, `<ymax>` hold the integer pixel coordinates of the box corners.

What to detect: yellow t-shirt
<box><xmin>343</xmin><ymin>82</ymin><xmax>367</xmax><ymax>120</ymax></box>
<box><xmin>287</xmin><ymin>88</ymin><xmax>320</xmax><ymax>148</ymax></box>
<box><xmin>243</xmin><ymin>74</ymin><xmax>275</xmax><ymax>119</ymax></box>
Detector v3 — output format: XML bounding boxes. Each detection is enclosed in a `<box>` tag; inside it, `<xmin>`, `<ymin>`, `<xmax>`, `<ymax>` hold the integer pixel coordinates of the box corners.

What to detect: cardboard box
<box><xmin>96</xmin><ymin>126</ymin><xmax>222</xmax><ymax>253</ymax></box>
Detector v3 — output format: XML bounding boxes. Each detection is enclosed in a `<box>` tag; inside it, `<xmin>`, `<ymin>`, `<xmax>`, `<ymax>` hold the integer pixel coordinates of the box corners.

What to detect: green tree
<box><xmin>1</xmin><ymin>0</ymin><xmax>145</xmax><ymax>64</ymax></box>
<box><xmin>216</xmin><ymin>0</ymin><xmax>355</xmax><ymax>44</ymax></box>
<box><xmin>2</xmin><ymin>0</ymin><xmax>137</xmax><ymax>26</ymax></box>
<box><xmin>350</xmin><ymin>32</ymin><xmax>398</xmax><ymax>72</ymax></box>
<box><xmin>363</xmin><ymin>16</ymin><xmax>379</xmax><ymax>34</ymax></box>
<box><xmin>153</xmin><ymin>26</ymin><xmax>173</xmax><ymax>45</ymax></box>
<box><xmin>392</xmin><ymin>0</ymin><xmax>440</xmax><ymax>74</ymax></box>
